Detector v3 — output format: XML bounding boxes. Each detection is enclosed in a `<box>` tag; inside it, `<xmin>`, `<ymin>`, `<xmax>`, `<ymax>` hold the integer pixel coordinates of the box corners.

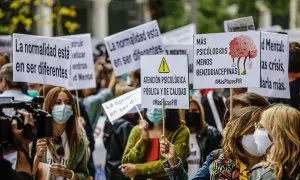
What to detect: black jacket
<box><xmin>79</xmin><ymin>101</ymin><xmax>96</xmax><ymax>177</ymax></box>
<box><xmin>196</xmin><ymin>125</ymin><xmax>223</xmax><ymax>166</ymax></box>
<box><xmin>103</xmin><ymin>114</ymin><xmax>138</xmax><ymax>180</ymax></box>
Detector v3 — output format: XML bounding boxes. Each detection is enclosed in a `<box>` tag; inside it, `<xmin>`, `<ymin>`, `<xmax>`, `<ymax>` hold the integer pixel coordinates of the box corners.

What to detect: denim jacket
<box><xmin>163</xmin><ymin>149</ymin><xmax>222</xmax><ymax>180</ymax></box>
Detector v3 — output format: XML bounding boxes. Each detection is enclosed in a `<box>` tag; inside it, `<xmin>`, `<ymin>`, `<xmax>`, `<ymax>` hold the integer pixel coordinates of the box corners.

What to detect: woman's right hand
<box><xmin>35</xmin><ymin>139</ymin><xmax>47</xmax><ymax>159</ymax></box>
<box><xmin>160</xmin><ymin>137</ymin><xmax>178</xmax><ymax>166</ymax></box>
<box><xmin>139</xmin><ymin>119</ymin><xmax>149</xmax><ymax>140</ymax></box>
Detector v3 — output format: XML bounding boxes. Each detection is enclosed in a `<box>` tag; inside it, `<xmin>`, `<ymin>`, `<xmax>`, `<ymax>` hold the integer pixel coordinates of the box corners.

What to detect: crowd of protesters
<box><xmin>0</xmin><ymin>40</ymin><xmax>299</xmax><ymax>180</ymax></box>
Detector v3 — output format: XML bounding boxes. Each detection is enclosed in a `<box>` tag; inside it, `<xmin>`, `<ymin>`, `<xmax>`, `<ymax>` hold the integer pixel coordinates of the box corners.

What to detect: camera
<box><xmin>0</xmin><ymin>97</ymin><xmax>53</xmax><ymax>150</ymax></box>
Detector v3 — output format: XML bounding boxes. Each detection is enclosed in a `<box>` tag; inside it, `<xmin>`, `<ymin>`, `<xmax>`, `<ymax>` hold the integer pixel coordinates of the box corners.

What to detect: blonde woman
<box><xmin>249</xmin><ymin>105</ymin><xmax>300</xmax><ymax>179</ymax></box>
<box><xmin>209</xmin><ymin>106</ymin><xmax>264</xmax><ymax>180</ymax></box>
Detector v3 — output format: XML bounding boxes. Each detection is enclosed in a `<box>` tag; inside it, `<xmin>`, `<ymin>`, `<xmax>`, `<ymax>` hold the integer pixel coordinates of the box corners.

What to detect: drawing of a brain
<box><xmin>229</xmin><ymin>35</ymin><xmax>257</xmax><ymax>59</ymax></box>
<box><xmin>229</xmin><ymin>35</ymin><xmax>257</xmax><ymax>75</ymax></box>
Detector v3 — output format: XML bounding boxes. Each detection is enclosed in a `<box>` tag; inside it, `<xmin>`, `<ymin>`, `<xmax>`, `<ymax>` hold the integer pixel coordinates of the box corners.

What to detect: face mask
<box><xmin>27</xmin><ymin>90</ymin><xmax>38</xmax><ymax>97</ymax></box>
<box><xmin>185</xmin><ymin>112</ymin><xmax>201</xmax><ymax>127</ymax></box>
<box><xmin>241</xmin><ymin>134</ymin><xmax>263</xmax><ymax>157</ymax></box>
<box><xmin>4</xmin><ymin>151</ymin><xmax>18</xmax><ymax>170</ymax></box>
<box><xmin>253</xmin><ymin>128</ymin><xmax>272</xmax><ymax>155</ymax></box>
<box><xmin>146</xmin><ymin>108</ymin><xmax>163</xmax><ymax>125</ymax></box>
<box><xmin>52</xmin><ymin>104</ymin><xmax>73</xmax><ymax>124</ymax></box>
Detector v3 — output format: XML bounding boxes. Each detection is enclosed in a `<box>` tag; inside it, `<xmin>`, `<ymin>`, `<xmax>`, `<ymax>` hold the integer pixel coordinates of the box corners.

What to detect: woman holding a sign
<box><xmin>120</xmin><ymin>108</ymin><xmax>190</xmax><ymax>179</ymax></box>
<box><xmin>209</xmin><ymin>106</ymin><xmax>264</xmax><ymax>179</ymax></box>
<box><xmin>249</xmin><ymin>105</ymin><xmax>300</xmax><ymax>180</ymax></box>
<box><xmin>33</xmin><ymin>87</ymin><xmax>89</xmax><ymax>180</ymax></box>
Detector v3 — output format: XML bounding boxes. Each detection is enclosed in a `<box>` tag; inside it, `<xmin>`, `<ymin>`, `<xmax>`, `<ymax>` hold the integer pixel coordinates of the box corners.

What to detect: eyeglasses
<box><xmin>53</xmin><ymin>136</ymin><xmax>65</xmax><ymax>157</ymax></box>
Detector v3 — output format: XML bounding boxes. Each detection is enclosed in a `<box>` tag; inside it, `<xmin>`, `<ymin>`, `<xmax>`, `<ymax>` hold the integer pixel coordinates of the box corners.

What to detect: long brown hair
<box><xmin>222</xmin><ymin>106</ymin><xmax>262</xmax><ymax>165</ymax></box>
<box><xmin>261</xmin><ymin>105</ymin><xmax>300</xmax><ymax>179</ymax></box>
<box><xmin>43</xmin><ymin>87</ymin><xmax>80</xmax><ymax>151</ymax></box>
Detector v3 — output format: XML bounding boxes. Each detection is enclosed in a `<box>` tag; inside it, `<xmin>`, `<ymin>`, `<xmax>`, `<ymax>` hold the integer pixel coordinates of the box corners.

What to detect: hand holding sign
<box><xmin>139</xmin><ymin>119</ymin><xmax>149</xmax><ymax>140</ymax></box>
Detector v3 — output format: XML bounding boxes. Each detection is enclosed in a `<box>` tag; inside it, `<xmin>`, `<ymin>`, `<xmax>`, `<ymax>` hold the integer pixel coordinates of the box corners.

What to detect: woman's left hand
<box><xmin>119</xmin><ymin>163</ymin><xmax>136</xmax><ymax>177</ymax></box>
<box><xmin>50</xmin><ymin>163</ymin><xmax>73</xmax><ymax>179</ymax></box>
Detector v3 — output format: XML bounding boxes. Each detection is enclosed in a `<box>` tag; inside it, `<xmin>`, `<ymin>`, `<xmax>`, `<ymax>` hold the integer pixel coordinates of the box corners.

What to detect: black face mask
<box><xmin>185</xmin><ymin>112</ymin><xmax>201</xmax><ymax>128</ymax></box>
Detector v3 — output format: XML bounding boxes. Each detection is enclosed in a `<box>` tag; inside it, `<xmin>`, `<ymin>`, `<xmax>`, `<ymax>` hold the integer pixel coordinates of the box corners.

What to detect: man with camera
<box><xmin>0</xmin><ymin>63</ymin><xmax>32</xmax><ymax>116</ymax></box>
<box><xmin>1</xmin><ymin>109</ymin><xmax>35</xmax><ymax>179</ymax></box>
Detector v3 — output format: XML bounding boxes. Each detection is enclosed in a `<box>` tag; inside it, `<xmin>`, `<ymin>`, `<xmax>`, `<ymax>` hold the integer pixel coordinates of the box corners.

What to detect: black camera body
<box><xmin>0</xmin><ymin>97</ymin><xmax>53</xmax><ymax>149</ymax></box>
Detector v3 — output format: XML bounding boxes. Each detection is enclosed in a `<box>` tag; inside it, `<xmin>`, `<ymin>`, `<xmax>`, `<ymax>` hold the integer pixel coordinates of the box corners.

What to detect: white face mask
<box><xmin>241</xmin><ymin>134</ymin><xmax>263</xmax><ymax>157</ymax></box>
<box><xmin>253</xmin><ymin>128</ymin><xmax>272</xmax><ymax>155</ymax></box>
<box><xmin>4</xmin><ymin>151</ymin><xmax>18</xmax><ymax>170</ymax></box>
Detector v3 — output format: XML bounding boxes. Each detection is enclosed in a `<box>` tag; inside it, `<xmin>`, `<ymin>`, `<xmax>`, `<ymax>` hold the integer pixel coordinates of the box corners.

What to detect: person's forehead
<box><xmin>57</xmin><ymin>92</ymin><xmax>69</xmax><ymax>99</ymax></box>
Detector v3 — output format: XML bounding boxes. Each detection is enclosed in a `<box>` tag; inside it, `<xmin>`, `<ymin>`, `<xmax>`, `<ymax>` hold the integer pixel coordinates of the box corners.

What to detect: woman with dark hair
<box><xmin>120</xmin><ymin>108</ymin><xmax>190</xmax><ymax>179</ymax></box>
<box><xmin>33</xmin><ymin>87</ymin><xmax>89</xmax><ymax>179</ymax></box>
<box><xmin>182</xmin><ymin>99</ymin><xmax>222</xmax><ymax>178</ymax></box>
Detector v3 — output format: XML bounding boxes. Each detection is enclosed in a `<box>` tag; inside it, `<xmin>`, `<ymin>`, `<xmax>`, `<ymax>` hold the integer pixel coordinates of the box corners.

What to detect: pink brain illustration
<box><xmin>229</xmin><ymin>35</ymin><xmax>257</xmax><ymax>59</ymax></box>
<box><xmin>228</xmin><ymin>35</ymin><xmax>257</xmax><ymax>75</ymax></box>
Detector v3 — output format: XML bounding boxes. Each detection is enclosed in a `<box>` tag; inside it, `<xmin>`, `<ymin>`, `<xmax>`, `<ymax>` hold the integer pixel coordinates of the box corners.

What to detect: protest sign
<box><xmin>193</xmin><ymin>31</ymin><xmax>261</xmax><ymax>89</ymax></box>
<box><xmin>62</xmin><ymin>34</ymin><xmax>96</xmax><ymax>90</ymax></box>
<box><xmin>92</xmin><ymin>38</ymin><xmax>107</xmax><ymax>58</ymax></box>
<box><xmin>165</xmin><ymin>45</ymin><xmax>193</xmax><ymax>84</ymax></box>
<box><xmin>141</xmin><ymin>55</ymin><xmax>189</xmax><ymax>109</ymax></box>
<box><xmin>259</xmin><ymin>25</ymin><xmax>282</xmax><ymax>32</ymax></box>
<box><xmin>102</xmin><ymin>88</ymin><xmax>141</xmax><ymax>123</ymax></box>
<box><xmin>248</xmin><ymin>32</ymin><xmax>290</xmax><ymax>98</ymax></box>
<box><xmin>285</xmin><ymin>29</ymin><xmax>300</xmax><ymax>43</ymax></box>
<box><xmin>161</xmin><ymin>24</ymin><xmax>196</xmax><ymax>45</ymax></box>
<box><xmin>0</xmin><ymin>35</ymin><xmax>12</xmax><ymax>55</ymax></box>
<box><xmin>13</xmin><ymin>33</ymin><xmax>71</xmax><ymax>87</ymax></box>
<box><xmin>224</xmin><ymin>16</ymin><xmax>255</xmax><ymax>32</ymax></box>
<box><xmin>104</xmin><ymin>20</ymin><xmax>163</xmax><ymax>76</ymax></box>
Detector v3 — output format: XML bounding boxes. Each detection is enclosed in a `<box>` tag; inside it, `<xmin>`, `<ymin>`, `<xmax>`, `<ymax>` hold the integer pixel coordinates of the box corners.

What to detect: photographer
<box><xmin>32</xmin><ymin>87</ymin><xmax>89</xmax><ymax>179</ymax></box>
<box><xmin>1</xmin><ymin>109</ymin><xmax>36</xmax><ymax>180</ymax></box>
<box><xmin>0</xmin><ymin>63</ymin><xmax>32</xmax><ymax>116</ymax></box>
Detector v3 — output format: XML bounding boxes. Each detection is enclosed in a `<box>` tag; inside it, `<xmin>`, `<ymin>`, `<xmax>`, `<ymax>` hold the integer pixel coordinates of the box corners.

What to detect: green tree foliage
<box><xmin>0</xmin><ymin>0</ymin><xmax>80</xmax><ymax>35</ymax></box>
<box><xmin>151</xmin><ymin>0</ymin><xmax>289</xmax><ymax>33</ymax></box>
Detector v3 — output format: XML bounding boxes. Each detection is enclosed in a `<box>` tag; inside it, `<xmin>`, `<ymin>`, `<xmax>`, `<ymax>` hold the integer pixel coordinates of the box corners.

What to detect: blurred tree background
<box><xmin>0</xmin><ymin>0</ymin><xmax>80</xmax><ymax>35</ymax></box>
<box><xmin>149</xmin><ymin>0</ymin><xmax>290</xmax><ymax>33</ymax></box>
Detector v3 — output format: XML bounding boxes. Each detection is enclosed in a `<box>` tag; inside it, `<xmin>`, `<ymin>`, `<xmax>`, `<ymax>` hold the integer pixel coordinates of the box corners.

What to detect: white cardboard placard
<box><xmin>161</xmin><ymin>24</ymin><xmax>196</xmax><ymax>45</ymax></box>
<box><xmin>13</xmin><ymin>33</ymin><xmax>71</xmax><ymax>87</ymax></box>
<box><xmin>165</xmin><ymin>45</ymin><xmax>193</xmax><ymax>84</ymax></box>
<box><xmin>141</xmin><ymin>55</ymin><xmax>189</xmax><ymax>109</ymax></box>
<box><xmin>62</xmin><ymin>34</ymin><xmax>96</xmax><ymax>90</ymax></box>
<box><xmin>285</xmin><ymin>29</ymin><xmax>300</xmax><ymax>43</ymax></box>
<box><xmin>102</xmin><ymin>88</ymin><xmax>141</xmax><ymax>123</ymax></box>
<box><xmin>224</xmin><ymin>16</ymin><xmax>255</xmax><ymax>32</ymax></box>
<box><xmin>248</xmin><ymin>32</ymin><xmax>290</xmax><ymax>98</ymax></box>
<box><xmin>193</xmin><ymin>31</ymin><xmax>261</xmax><ymax>89</ymax></box>
<box><xmin>104</xmin><ymin>20</ymin><xmax>163</xmax><ymax>76</ymax></box>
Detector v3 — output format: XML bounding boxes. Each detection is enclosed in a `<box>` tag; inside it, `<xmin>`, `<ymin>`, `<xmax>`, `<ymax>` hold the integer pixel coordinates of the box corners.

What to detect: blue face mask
<box><xmin>27</xmin><ymin>90</ymin><xmax>38</xmax><ymax>97</ymax></box>
<box><xmin>52</xmin><ymin>104</ymin><xmax>73</xmax><ymax>124</ymax></box>
<box><xmin>146</xmin><ymin>108</ymin><xmax>164</xmax><ymax>125</ymax></box>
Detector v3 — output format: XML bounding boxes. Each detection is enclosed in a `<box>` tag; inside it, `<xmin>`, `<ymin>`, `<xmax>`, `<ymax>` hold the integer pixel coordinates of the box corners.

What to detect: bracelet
<box><xmin>67</xmin><ymin>170</ymin><xmax>74</xmax><ymax>180</ymax></box>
